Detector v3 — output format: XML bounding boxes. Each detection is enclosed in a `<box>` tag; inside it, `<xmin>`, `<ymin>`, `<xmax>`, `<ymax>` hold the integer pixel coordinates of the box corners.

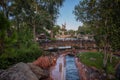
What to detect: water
<box><xmin>50</xmin><ymin>55</ymin><xmax>80</xmax><ymax>80</ymax></box>
<box><xmin>58</xmin><ymin>46</ymin><xmax>71</xmax><ymax>49</ymax></box>
<box><xmin>50</xmin><ymin>55</ymin><xmax>65</xmax><ymax>80</ymax></box>
<box><xmin>66</xmin><ymin>55</ymin><xmax>80</xmax><ymax>80</ymax></box>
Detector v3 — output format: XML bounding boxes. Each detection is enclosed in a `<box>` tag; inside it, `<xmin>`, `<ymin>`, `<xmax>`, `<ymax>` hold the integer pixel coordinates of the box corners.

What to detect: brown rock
<box><xmin>33</xmin><ymin>56</ymin><xmax>57</xmax><ymax>69</ymax></box>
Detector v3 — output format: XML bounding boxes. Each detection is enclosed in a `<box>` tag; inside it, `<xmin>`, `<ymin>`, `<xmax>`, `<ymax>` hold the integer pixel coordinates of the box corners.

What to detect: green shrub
<box><xmin>0</xmin><ymin>43</ymin><xmax>43</xmax><ymax>69</ymax></box>
<box><xmin>50</xmin><ymin>38</ymin><xmax>56</xmax><ymax>41</ymax></box>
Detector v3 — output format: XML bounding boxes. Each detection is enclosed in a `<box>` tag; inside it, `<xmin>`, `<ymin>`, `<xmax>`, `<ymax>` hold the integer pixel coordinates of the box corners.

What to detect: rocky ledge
<box><xmin>0</xmin><ymin>62</ymin><xmax>49</xmax><ymax>80</ymax></box>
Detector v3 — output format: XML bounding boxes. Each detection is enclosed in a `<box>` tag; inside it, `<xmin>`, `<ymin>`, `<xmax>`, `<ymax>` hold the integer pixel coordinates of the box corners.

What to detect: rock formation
<box><xmin>33</xmin><ymin>56</ymin><xmax>57</xmax><ymax>69</ymax></box>
<box><xmin>0</xmin><ymin>62</ymin><xmax>49</xmax><ymax>80</ymax></box>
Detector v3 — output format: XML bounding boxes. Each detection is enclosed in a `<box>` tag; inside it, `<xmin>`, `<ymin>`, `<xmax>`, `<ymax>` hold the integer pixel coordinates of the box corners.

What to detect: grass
<box><xmin>77</xmin><ymin>52</ymin><xmax>120</xmax><ymax>74</ymax></box>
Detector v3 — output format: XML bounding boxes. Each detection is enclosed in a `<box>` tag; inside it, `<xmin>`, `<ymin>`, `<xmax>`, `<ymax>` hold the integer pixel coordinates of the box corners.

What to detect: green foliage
<box><xmin>10</xmin><ymin>0</ymin><xmax>65</xmax><ymax>35</ymax></box>
<box><xmin>0</xmin><ymin>12</ymin><xmax>17</xmax><ymax>54</ymax></box>
<box><xmin>0</xmin><ymin>24</ymin><xmax>43</xmax><ymax>69</ymax></box>
<box><xmin>50</xmin><ymin>38</ymin><xmax>56</xmax><ymax>41</ymax></box>
<box><xmin>67</xmin><ymin>29</ymin><xmax>75</xmax><ymax>37</ymax></box>
<box><xmin>0</xmin><ymin>12</ymin><xmax>43</xmax><ymax>69</ymax></box>
<box><xmin>0</xmin><ymin>13</ymin><xmax>10</xmax><ymax>29</ymax></box>
<box><xmin>0</xmin><ymin>0</ymin><xmax>65</xmax><ymax>69</ymax></box>
<box><xmin>77</xmin><ymin>52</ymin><xmax>120</xmax><ymax>74</ymax></box>
<box><xmin>77</xmin><ymin>23</ymin><xmax>93</xmax><ymax>35</ymax></box>
<box><xmin>0</xmin><ymin>43</ymin><xmax>42</xmax><ymax>69</ymax></box>
<box><xmin>53</xmin><ymin>25</ymin><xmax>60</xmax><ymax>36</ymax></box>
<box><xmin>74</xmin><ymin>0</ymin><xmax>120</xmax><ymax>51</ymax></box>
<box><xmin>74</xmin><ymin>0</ymin><xmax>120</xmax><ymax>70</ymax></box>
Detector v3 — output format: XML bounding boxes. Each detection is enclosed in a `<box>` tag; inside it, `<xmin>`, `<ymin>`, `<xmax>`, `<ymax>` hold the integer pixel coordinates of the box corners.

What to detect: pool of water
<box><xmin>66</xmin><ymin>55</ymin><xmax>80</xmax><ymax>80</ymax></box>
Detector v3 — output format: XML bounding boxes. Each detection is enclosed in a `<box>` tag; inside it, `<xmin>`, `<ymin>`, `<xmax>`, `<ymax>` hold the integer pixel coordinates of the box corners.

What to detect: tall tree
<box><xmin>74</xmin><ymin>0</ymin><xmax>120</xmax><ymax>69</ymax></box>
<box><xmin>11</xmin><ymin>0</ymin><xmax>64</xmax><ymax>40</ymax></box>
<box><xmin>0</xmin><ymin>12</ymin><xmax>16</xmax><ymax>54</ymax></box>
<box><xmin>0</xmin><ymin>0</ymin><xmax>65</xmax><ymax>52</ymax></box>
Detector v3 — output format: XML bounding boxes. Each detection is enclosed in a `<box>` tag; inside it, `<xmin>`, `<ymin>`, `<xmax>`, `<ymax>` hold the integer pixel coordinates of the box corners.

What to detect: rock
<box><xmin>28</xmin><ymin>63</ymin><xmax>49</xmax><ymax>79</ymax></box>
<box><xmin>0</xmin><ymin>62</ymin><xmax>43</xmax><ymax>80</ymax></box>
<box><xmin>0</xmin><ymin>70</ymin><xmax>5</xmax><ymax>75</ymax></box>
<box><xmin>33</xmin><ymin>56</ymin><xmax>56</xmax><ymax>69</ymax></box>
<box><xmin>108</xmin><ymin>74</ymin><xmax>115</xmax><ymax>80</ymax></box>
<box><xmin>91</xmin><ymin>66</ymin><xmax>99</xmax><ymax>72</ymax></box>
<box><xmin>0</xmin><ymin>60</ymin><xmax>51</xmax><ymax>80</ymax></box>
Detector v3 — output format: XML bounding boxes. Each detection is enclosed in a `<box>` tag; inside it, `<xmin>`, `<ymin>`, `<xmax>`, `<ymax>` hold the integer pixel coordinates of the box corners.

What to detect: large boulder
<box><xmin>33</xmin><ymin>56</ymin><xmax>56</xmax><ymax>69</ymax></box>
<box><xmin>28</xmin><ymin>63</ymin><xmax>49</xmax><ymax>79</ymax></box>
<box><xmin>0</xmin><ymin>62</ymin><xmax>49</xmax><ymax>80</ymax></box>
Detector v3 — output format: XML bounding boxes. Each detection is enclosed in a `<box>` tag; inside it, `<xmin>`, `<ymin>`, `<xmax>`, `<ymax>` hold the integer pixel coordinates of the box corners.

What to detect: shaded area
<box><xmin>66</xmin><ymin>55</ymin><xmax>80</xmax><ymax>80</ymax></box>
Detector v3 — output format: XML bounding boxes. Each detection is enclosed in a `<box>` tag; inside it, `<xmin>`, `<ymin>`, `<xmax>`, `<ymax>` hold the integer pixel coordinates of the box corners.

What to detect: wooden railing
<box><xmin>39</xmin><ymin>40</ymin><xmax>97</xmax><ymax>50</ymax></box>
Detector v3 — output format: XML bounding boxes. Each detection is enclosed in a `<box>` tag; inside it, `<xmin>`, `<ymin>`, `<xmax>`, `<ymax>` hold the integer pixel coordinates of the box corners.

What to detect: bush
<box><xmin>0</xmin><ymin>12</ymin><xmax>43</xmax><ymax>69</ymax></box>
<box><xmin>50</xmin><ymin>38</ymin><xmax>56</xmax><ymax>41</ymax></box>
<box><xmin>0</xmin><ymin>43</ymin><xmax>43</xmax><ymax>69</ymax></box>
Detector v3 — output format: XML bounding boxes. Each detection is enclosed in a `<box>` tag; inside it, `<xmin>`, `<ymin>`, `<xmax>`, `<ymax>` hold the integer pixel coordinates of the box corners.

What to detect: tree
<box><xmin>0</xmin><ymin>0</ymin><xmax>65</xmax><ymax>69</ymax></box>
<box><xmin>0</xmin><ymin>0</ymin><xmax>12</xmax><ymax>18</ymax></box>
<box><xmin>77</xmin><ymin>23</ymin><xmax>93</xmax><ymax>35</ymax></box>
<box><xmin>0</xmin><ymin>12</ymin><xmax>16</xmax><ymax>54</ymax></box>
<box><xmin>11</xmin><ymin>0</ymin><xmax>65</xmax><ymax>40</ymax></box>
<box><xmin>0</xmin><ymin>0</ymin><xmax>65</xmax><ymax>53</ymax></box>
<box><xmin>74</xmin><ymin>0</ymin><xmax>120</xmax><ymax>70</ymax></box>
<box><xmin>53</xmin><ymin>25</ymin><xmax>60</xmax><ymax>36</ymax></box>
<box><xmin>67</xmin><ymin>29</ymin><xmax>75</xmax><ymax>37</ymax></box>
<box><xmin>41</xmin><ymin>0</ymin><xmax>65</xmax><ymax>38</ymax></box>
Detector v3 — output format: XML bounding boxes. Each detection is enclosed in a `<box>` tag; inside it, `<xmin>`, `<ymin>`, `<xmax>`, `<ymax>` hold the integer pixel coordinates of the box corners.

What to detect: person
<box><xmin>59</xmin><ymin>63</ymin><xmax>62</xmax><ymax>72</ymax></box>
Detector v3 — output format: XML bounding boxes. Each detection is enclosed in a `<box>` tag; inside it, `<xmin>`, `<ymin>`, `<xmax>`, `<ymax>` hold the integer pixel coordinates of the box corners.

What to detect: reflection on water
<box><xmin>50</xmin><ymin>55</ymin><xmax>65</xmax><ymax>80</ymax></box>
<box><xmin>66</xmin><ymin>55</ymin><xmax>80</xmax><ymax>80</ymax></box>
<box><xmin>50</xmin><ymin>55</ymin><xmax>80</xmax><ymax>80</ymax></box>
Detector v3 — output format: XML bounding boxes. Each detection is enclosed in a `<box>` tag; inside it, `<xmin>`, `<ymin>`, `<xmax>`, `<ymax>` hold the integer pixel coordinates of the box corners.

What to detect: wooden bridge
<box><xmin>39</xmin><ymin>40</ymin><xmax>97</xmax><ymax>51</ymax></box>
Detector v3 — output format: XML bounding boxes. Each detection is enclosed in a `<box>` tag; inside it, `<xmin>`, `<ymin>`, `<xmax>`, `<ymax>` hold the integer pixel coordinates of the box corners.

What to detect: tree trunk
<box><xmin>33</xmin><ymin>21</ymin><xmax>36</xmax><ymax>42</ymax></box>
<box><xmin>33</xmin><ymin>4</ymin><xmax>37</xmax><ymax>42</ymax></box>
<box><xmin>110</xmin><ymin>51</ymin><xmax>113</xmax><ymax>63</ymax></box>
<box><xmin>103</xmin><ymin>45</ymin><xmax>107</xmax><ymax>68</ymax></box>
<box><xmin>103</xmin><ymin>43</ymin><xmax>109</xmax><ymax>68</ymax></box>
<box><xmin>50</xmin><ymin>30</ymin><xmax>53</xmax><ymax>38</ymax></box>
<box><xmin>103</xmin><ymin>19</ymin><xmax>109</xmax><ymax>68</ymax></box>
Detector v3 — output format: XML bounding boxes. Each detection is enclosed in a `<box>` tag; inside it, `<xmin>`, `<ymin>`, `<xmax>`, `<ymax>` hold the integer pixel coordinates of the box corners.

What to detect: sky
<box><xmin>56</xmin><ymin>0</ymin><xmax>83</xmax><ymax>30</ymax></box>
